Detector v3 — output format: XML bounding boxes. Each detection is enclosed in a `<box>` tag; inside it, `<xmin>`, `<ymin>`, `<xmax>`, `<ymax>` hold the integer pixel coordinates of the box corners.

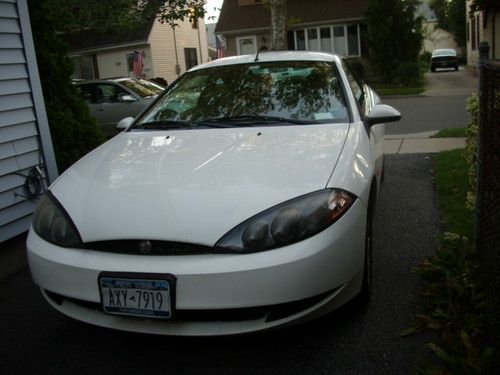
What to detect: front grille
<box><xmin>82</xmin><ymin>240</ymin><xmax>215</xmax><ymax>256</ymax></box>
<box><xmin>44</xmin><ymin>289</ymin><xmax>338</xmax><ymax>323</ymax></box>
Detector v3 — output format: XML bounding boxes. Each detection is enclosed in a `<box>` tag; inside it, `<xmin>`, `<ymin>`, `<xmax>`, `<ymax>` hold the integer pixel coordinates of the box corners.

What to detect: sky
<box><xmin>204</xmin><ymin>0</ymin><xmax>223</xmax><ymax>23</ymax></box>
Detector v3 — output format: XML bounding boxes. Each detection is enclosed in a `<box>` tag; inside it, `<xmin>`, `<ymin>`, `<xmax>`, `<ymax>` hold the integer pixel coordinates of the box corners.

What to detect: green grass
<box><xmin>433</xmin><ymin>148</ymin><xmax>472</xmax><ymax>238</ymax></box>
<box><xmin>431</xmin><ymin>128</ymin><xmax>467</xmax><ymax>138</ymax></box>
<box><xmin>376</xmin><ymin>87</ymin><xmax>425</xmax><ymax>96</ymax></box>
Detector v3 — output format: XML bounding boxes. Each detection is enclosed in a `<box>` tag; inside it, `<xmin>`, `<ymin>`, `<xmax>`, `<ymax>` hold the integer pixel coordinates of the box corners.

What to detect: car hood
<box><xmin>51</xmin><ymin>124</ymin><xmax>349</xmax><ymax>245</ymax></box>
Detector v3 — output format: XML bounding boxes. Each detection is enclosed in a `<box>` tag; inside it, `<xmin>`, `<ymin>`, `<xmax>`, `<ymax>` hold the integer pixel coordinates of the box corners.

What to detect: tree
<box><xmin>27</xmin><ymin>0</ymin><xmax>206</xmax><ymax>172</ymax></box>
<box><xmin>366</xmin><ymin>0</ymin><xmax>423</xmax><ymax>83</ymax></box>
<box><xmin>429</xmin><ymin>0</ymin><xmax>466</xmax><ymax>47</ymax></box>
<box><xmin>270</xmin><ymin>0</ymin><xmax>287</xmax><ymax>50</ymax></box>
<box><xmin>45</xmin><ymin>0</ymin><xmax>205</xmax><ymax>32</ymax></box>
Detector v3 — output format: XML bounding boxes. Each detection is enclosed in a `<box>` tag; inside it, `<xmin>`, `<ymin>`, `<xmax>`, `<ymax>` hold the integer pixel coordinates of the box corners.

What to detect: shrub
<box><xmin>419</xmin><ymin>51</ymin><xmax>432</xmax><ymax>64</ymax></box>
<box><xmin>346</xmin><ymin>58</ymin><xmax>365</xmax><ymax>81</ymax></box>
<box><xmin>366</xmin><ymin>0</ymin><xmax>423</xmax><ymax>82</ymax></box>
<box><xmin>464</xmin><ymin>94</ymin><xmax>479</xmax><ymax>210</ymax></box>
<box><xmin>394</xmin><ymin>61</ymin><xmax>422</xmax><ymax>87</ymax></box>
<box><xmin>407</xmin><ymin>233</ymin><xmax>493</xmax><ymax>374</ymax></box>
<box><xmin>29</xmin><ymin>0</ymin><xmax>105</xmax><ymax>172</ymax></box>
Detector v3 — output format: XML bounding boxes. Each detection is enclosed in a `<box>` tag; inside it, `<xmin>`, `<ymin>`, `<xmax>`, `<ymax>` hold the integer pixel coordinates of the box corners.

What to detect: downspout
<box><xmin>197</xmin><ymin>18</ymin><xmax>203</xmax><ymax>64</ymax></box>
<box><xmin>172</xmin><ymin>24</ymin><xmax>180</xmax><ymax>76</ymax></box>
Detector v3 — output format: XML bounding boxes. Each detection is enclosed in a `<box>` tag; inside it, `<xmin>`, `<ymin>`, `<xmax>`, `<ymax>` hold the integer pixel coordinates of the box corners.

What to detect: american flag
<box><xmin>216</xmin><ymin>35</ymin><xmax>226</xmax><ymax>59</ymax></box>
<box><xmin>132</xmin><ymin>51</ymin><xmax>144</xmax><ymax>77</ymax></box>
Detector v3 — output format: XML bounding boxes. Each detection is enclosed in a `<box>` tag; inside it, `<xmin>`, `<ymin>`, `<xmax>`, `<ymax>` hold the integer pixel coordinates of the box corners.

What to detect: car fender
<box><xmin>326</xmin><ymin>121</ymin><xmax>374</xmax><ymax>207</ymax></box>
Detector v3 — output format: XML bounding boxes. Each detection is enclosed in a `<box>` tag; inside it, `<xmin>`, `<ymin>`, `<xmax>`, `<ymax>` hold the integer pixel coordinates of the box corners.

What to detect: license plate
<box><xmin>98</xmin><ymin>273</ymin><xmax>175</xmax><ymax>319</ymax></box>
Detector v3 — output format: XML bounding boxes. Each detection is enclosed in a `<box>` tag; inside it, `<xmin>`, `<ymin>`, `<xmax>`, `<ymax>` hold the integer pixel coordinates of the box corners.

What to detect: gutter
<box><xmin>67</xmin><ymin>40</ymin><xmax>149</xmax><ymax>55</ymax></box>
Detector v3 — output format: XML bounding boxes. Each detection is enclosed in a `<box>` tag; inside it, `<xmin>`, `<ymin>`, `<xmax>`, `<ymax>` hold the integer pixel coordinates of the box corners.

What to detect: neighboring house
<box><xmin>418</xmin><ymin>2</ymin><xmax>463</xmax><ymax>56</ymax></box>
<box><xmin>64</xmin><ymin>17</ymin><xmax>209</xmax><ymax>85</ymax></box>
<box><xmin>0</xmin><ymin>0</ymin><xmax>58</xmax><ymax>242</ymax></box>
<box><xmin>466</xmin><ymin>0</ymin><xmax>500</xmax><ymax>67</ymax></box>
<box><xmin>215</xmin><ymin>0</ymin><xmax>369</xmax><ymax>63</ymax></box>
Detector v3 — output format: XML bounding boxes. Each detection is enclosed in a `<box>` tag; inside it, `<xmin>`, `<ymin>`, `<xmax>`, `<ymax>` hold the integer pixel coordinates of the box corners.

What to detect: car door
<box><xmin>92</xmin><ymin>83</ymin><xmax>139</xmax><ymax>136</ymax></box>
<box><xmin>75</xmin><ymin>83</ymin><xmax>115</xmax><ymax>135</ymax></box>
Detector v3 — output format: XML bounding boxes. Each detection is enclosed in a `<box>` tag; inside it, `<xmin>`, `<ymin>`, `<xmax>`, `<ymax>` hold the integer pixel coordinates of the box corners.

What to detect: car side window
<box><xmin>341</xmin><ymin>60</ymin><xmax>366</xmax><ymax>115</ymax></box>
<box><xmin>95</xmin><ymin>84</ymin><xmax>128</xmax><ymax>104</ymax></box>
<box><xmin>75</xmin><ymin>84</ymin><xmax>92</xmax><ymax>103</ymax></box>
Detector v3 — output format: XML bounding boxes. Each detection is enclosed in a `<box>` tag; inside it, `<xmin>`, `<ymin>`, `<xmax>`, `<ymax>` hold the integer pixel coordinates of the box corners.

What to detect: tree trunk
<box><xmin>270</xmin><ymin>0</ymin><xmax>287</xmax><ymax>50</ymax></box>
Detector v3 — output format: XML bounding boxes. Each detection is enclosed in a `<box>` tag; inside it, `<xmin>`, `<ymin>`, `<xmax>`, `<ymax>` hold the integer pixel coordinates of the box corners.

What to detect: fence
<box><xmin>476</xmin><ymin>47</ymin><xmax>500</xmax><ymax>353</ymax></box>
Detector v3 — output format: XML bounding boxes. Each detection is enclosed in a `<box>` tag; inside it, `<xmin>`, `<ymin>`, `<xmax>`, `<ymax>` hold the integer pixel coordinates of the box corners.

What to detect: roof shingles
<box><xmin>215</xmin><ymin>0</ymin><xmax>368</xmax><ymax>34</ymax></box>
<box><xmin>61</xmin><ymin>20</ymin><xmax>154</xmax><ymax>52</ymax></box>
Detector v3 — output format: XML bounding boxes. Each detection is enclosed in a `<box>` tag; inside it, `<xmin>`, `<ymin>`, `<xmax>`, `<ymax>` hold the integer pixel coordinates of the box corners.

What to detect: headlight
<box><xmin>215</xmin><ymin>189</ymin><xmax>356</xmax><ymax>253</ymax></box>
<box><xmin>32</xmin><ymin>193</ymin><xmax>82</xmax><ymax>247</ymax></box>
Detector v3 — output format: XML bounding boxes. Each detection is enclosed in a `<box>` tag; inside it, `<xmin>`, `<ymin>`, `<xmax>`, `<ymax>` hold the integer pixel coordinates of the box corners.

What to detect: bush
<box><xmin>346</xmin><ymin>58</ymin><xmax>365</xmax><ymax>81</ymax></box>
<box><xmin>407</xmin><ymin>233</ymin><xmax>494</xmax><ymax>374</ymax></box>
<box><xmin>419</xmin><ymin>51</ymin><xmax>431</xmax><ymax>72</ymax></box>
<box><xmin>366</xmin><ymin>0</ymin><xmax>423</xmax><ymax>83</ymax></box>
<box><xmin>29</xmin><ymin>0</ymin><xmax>105</xmax><ymax>172</ymax></box>
<box><xmin>464</xmin><ymin>94</ymin><xmax>479</xmax><ymax>210</ymax></box>
<box><xmin>419</xmin><ymin>51</ymin><xmax>432</xmax><ymax>64</ymax></box>
<box><xmin>394</xmin><ymin>61</ymin><xmax>423</xmax><ymax>87</ymax></box>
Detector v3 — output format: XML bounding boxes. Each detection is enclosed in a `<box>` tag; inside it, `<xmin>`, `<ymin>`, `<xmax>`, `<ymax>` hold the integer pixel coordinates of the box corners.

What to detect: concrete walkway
<box><xmin>384</xmin><ymin>134</ymin><xmax>466</xmax><ymax>154</ymax></box>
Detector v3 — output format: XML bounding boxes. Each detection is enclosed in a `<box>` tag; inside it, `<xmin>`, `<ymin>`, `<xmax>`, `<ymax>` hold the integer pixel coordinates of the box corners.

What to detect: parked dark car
<box><xmin>430</xmin><ymin>49</ymin><xmax>459</xmax><ymax>72</ymax></box>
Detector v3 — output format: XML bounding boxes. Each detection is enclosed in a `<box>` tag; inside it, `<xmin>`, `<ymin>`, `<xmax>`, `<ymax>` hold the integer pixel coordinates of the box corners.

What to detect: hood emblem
<box><xmin>139</xmin><ymin>240</ymin><xmax>153</xmax><ymax>254</ymax></box>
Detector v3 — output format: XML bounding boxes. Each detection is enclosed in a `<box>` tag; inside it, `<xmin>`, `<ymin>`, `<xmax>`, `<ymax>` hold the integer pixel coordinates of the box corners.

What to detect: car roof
<box><xmin>432</xmin><ymin>49</ymin><xmax>456</xmax><ymax>56</ymax></box>
<box><xmin>190</xmin><ymin>51</ymin><xmax>341</xmax><ymax>72</ymax></box>
<box><xmin>74</xmin><ymin>77</ymin><xmax>134</xmax><ymax>85</ymax></box>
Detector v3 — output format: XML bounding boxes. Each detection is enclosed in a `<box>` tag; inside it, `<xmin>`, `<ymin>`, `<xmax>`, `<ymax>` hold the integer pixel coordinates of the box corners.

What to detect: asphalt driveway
<box><xmin>384</xmin><ymin>68</ymin><xmax>477</xmax><ymax>136</ymax></box>
<box><xmin>0</xmin><ymin>154</ymin><xmax>438</xmax><ymax>375</ymax></box>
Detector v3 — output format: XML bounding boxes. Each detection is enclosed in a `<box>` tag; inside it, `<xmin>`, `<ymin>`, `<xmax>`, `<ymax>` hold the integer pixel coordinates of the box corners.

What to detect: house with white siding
<box><xmin>65</xmin><ymin>16</ymin><xmax>209</xmax><ymax>85</ymax></box>
<box><xmin>0</xmin><ymin>0</ymin><xmax>58</xmax><ymax>243</ymax></box>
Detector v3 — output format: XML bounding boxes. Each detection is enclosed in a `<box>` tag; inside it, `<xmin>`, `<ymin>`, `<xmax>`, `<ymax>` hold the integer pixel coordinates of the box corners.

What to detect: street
<box><xmin>384</xmin><ymin>69</ymin><xmax>476</xmax><ymax>135</ymax></box>
<box><xmin>0</xmin><ymin>68</ymin><xmax>476</xmax><ymax>375</ymax></box>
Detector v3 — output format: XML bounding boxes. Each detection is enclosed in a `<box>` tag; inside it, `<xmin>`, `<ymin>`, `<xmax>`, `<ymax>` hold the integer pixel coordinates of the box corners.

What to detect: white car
<box><xmin>27</xmin><ymin>52</ymin><xmax>400</xmax><ymax>336</ymax></box>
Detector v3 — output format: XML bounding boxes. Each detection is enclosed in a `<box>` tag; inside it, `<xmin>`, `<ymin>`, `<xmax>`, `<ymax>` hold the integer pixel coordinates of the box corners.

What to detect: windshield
<box><xmin>432</xmin><ymin>49</ymin><xmax>456</xmax><ymax>57</ymax></box>
<box><xmin>119</xmin><ymin>79</ymin><xmax>163</xmax><ymax>97</ymax></box>
<box><xmin>134</xmin><ymin>61</ymin><xmax>350</xmax><ymax>129</ymax></box>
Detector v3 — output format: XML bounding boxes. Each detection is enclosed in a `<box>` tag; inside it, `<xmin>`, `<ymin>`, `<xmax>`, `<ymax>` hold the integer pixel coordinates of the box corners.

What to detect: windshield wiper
<box><xmin>204</xmin><ymin>115</ymin><xmax>317</xmax><ymax>125</ymax></box>
<box><xmin>134</xmin><ymin>120</ymin><xmax>232</xmax><ymax>130</ymax></box>
<box><xmin>135</xmin><ymin>120</ymin><xmax>196</xmax><ymax>130</ymax></box>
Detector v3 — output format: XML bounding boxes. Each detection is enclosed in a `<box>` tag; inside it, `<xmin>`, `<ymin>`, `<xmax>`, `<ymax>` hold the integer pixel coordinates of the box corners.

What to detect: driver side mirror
<box><xmin>367</xmin><ymin>104</ymin><xmax>401</xmax><ymax>126</ymax></box>
<box><xmin>116</xmin><ymin>117</ymin><xmax>134</xmax><ymax>130</ymax></box>
<box><xmin>117</xmin><ymin>94</ymin><xmax>137</xmax><ymax>103</ymax></box>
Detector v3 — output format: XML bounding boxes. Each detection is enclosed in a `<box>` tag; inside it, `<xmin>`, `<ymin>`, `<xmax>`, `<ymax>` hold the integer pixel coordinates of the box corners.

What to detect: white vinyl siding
<box><xmin>148</xmin><ymin>17</ymin><xmax>208</xmax><ymax>84</ymax></box>
<box><xmin>0</xmin><ymin>0</ymin><xmax>57</xmax><ymax>242</ymax></box>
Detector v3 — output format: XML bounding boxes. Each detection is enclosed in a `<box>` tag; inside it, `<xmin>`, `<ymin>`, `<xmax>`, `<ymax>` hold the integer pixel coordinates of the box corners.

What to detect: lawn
<box><xmin>433</xmin><ymin>148</ymin><xmax>472</xmax><ymax>237</ymax></box>
<box><xmin>369</xmin><ymin>83</ymin><xmax>425</xmax><ymax>96</ymax></box>
<box><xmin>430</xmin><ymin>128</ymin><xmax>466</xmax><ymax>138</ymax></box>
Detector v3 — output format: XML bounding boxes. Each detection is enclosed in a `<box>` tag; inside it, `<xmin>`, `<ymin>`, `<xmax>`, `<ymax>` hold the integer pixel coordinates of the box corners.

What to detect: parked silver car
<box><xmin>75</xmin><ymin>78</ymin><xmax>163</xmax><ymax>136</ymax></box>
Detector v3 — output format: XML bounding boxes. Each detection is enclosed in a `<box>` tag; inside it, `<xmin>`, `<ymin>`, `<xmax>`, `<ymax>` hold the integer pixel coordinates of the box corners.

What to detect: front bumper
<box><xmin>27</xmin><ymin>200</ymin><xmax>366</xmax><ymax>335</ymax></box>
